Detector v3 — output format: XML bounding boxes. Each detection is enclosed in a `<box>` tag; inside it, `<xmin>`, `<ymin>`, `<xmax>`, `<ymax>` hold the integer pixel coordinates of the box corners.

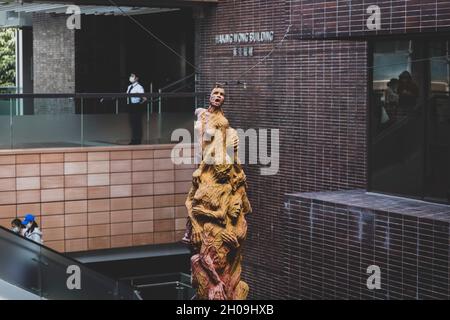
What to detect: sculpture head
<box><xmin>234</xmin><ymin>185</ymin><xmax>252</xmax><ymax>216</ymax></box>
<box><xmin>209</xmin><ymin>84</ymin><xmax>225</xmax><ymax>110</ymax></box>
<box><xmin>227</xmin><ymin>194</ymin><xmax>243</xmax><ymax>220</ymax></box>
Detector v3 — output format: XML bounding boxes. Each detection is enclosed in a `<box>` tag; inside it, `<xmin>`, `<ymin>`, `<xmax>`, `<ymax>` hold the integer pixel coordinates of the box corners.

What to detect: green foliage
<box><xmin>0</xmin><ymin>28</ymin><xmax>16</xmax><ymax>87</ymax></box>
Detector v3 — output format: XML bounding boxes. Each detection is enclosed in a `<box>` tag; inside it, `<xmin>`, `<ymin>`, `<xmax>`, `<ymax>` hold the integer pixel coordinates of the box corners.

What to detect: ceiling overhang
<box><xmin>20</xmin><ymin>0</ymin><xmax>218</xmax><ymax>8</ymax></box>
<box><xmin>0</xmin><ymin>0</ymin><xmax>212</xmax><ymax>27</ymax></box>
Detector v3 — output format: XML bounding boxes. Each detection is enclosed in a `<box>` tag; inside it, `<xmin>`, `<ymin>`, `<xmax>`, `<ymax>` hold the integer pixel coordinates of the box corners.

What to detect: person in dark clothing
<box><xmin>385</xmin><ymin>78</ymin><xmax>399</xmax><ymax>122</ymax></box>
<box><xmin>398</xmin><ymin>71</ymin><xmax>419</xmax><ymax>113</ymax></box>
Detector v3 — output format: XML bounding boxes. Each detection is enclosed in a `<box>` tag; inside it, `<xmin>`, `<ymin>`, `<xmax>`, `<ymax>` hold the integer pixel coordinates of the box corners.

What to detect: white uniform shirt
<box><xmin>127</xmin><ymin>82</ymin><xmax>145</xmax><ymax>104</ymax></box>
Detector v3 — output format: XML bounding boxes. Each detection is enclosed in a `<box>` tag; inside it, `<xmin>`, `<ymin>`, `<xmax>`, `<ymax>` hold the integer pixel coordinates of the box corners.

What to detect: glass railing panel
<box><xmin>0</xmin><ymin>98</ymin><xmax>12</xmax><ymax>148</ymax></box>
<box><xmin>0</xmin><ymin>228</ymin><xmax>41</xmax><ymax>296</ymax></box>
<box><xmin>150</xmin><ymin>112</ymin><xmax>195</xmax><ymax>144</ymax></box>
<box><xmin>152</xmin><ymin>96</ymin><xmax>197</xmax><ymax>144</ymax></box>
<box><xmin>12</xmin><ymin>98</ymin><xmax>82</xmax><ymax>148</ymax></box>
<box><xmin>126</xmin><ymin>272</ymin><xmax>194</xmax><ymax>300</ymax></box>
<box><xmin>39</xmin><ymin>246</ymin><xmax>119</xmax><ymax>300</ymax></box>
<box><xmin>0</xmin><ymin>92</ymin><xmax>207</xmax><ymax>149</ymax></box>
<box><xmin>81</xmin><ymin>97</ymin><xmax>132</xmax><ymax>146</ymax></box>
<box><xmin>82</xmin><ymin>96</ymin><xmax>196</xmax><ymax>145</ymax></box>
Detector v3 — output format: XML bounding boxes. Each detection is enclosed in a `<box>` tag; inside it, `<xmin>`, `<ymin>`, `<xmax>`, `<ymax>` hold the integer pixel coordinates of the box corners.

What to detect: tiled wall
<box><xmin>197</xmin><ymin>0</ymin><xmax>450</xmax><ymax>299</ymax></box>
<box><xmin>0</xmin><ymin>145</ymin><xmax>194</xmax><ymax>253</ymax></box>
<box><xmin>284</xmin><ymin>190</ymin><xmax>450</xmax><ymax>300</ymax></box>
<box><xmin>197</xmin><ymin>0</ymin><xmax>367</xmax><ymax>299</ymax></box>
<box><xmin>290</xmin><ymin>0</ymin><xmax>450</xmax><ymax>39</ymax></box>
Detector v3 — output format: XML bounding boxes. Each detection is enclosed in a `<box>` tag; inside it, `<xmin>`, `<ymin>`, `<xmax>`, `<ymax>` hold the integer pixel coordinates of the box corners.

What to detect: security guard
<box><xmin>127</xmin><ymin>73</ymin><xmax>147</xmax><ymax>145</ymax></box>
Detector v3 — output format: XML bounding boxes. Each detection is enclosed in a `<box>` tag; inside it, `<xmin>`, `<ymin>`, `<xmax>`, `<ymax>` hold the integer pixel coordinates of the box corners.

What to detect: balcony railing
<box><xmin>0</xmin><ymin>92</ymin><xmax>208</xmax><ymax>149</ymax></box>
<box><xmin>120</xmin><ymin>273</ymin><xmax>194</xmax><ymax>300</ymax></box>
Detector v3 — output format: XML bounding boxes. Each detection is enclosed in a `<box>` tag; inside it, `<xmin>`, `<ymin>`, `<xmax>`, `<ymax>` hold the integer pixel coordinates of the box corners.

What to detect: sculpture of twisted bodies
<box><xmin>185</xmin><ymin>86</ymin><xmax>251</xmax><ymax>300</ymax></box>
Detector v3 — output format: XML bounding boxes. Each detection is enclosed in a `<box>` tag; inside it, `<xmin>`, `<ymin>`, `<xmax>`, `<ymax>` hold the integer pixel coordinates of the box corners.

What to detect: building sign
<box><xmin>215</xmin><ymin>31</ymin><xmax>274</xmax><ymax>58</ymax></box>
<box><xmin>215</xmin><ymin>31</ymin><xmax>274</xmax><ymax>44</ymax></box>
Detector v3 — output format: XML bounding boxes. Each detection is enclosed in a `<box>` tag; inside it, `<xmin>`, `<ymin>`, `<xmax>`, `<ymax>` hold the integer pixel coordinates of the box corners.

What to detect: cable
<box><xmin>106</xmin><ymin>0</ymin><xmax>199</xmax><ymax>72</ymax></box>
<box><xmin>238</xmin><ymin>24</ymin><xmax>292</xmax><ymax>79</ymax></box>
<box><xmin>106</xmin><ymin>0</ymin><xmax>293</xmax><ymax>88</ymax></box>
<box><xmin>221</xmin><ymin>24</ymin><xmax>293</xmax><ymax>87</ymax></box>
<box><xmin>104</xmin><ymin>0</ymin><xmax>450</xmax><ymax>87</ymax></box>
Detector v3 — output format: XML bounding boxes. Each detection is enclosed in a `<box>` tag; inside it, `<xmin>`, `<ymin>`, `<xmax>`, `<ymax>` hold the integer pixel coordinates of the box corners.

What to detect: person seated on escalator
<box><xmin>22</xmin><ymin>214</ymin><xmax>43</xmax><ymax>244</ymax></box>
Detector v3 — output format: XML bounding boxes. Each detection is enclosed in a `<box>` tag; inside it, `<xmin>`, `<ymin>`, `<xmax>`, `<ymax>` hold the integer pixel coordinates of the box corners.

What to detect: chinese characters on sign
<box><xmin>233</xmin><ymin>47</ymin><xmax>254</xmax><ymax>57</ymax></box>
<box><xmin>215</xmin><ymin>31</ymin><xmax>274</xmax><ymax>58</ymax></box>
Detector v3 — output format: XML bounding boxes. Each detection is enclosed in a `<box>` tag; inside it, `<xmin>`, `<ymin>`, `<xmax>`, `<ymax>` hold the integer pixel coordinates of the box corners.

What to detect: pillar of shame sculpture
<box><xmin>183</xmin><ymin>84</ymin><xmax>252</xmax><ymax>300</ymax></box>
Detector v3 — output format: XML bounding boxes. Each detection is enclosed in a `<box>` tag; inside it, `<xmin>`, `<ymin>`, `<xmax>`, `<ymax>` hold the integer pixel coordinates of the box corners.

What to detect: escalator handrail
<box><xmin>0</xmin><ymin>225</ymin><xmax>140</xmax><ymax>300</ymax></box>
<box><xmin>374</xmin><ymin>98</ymin><xmax>431</xmax><ymax>144</ymax></box>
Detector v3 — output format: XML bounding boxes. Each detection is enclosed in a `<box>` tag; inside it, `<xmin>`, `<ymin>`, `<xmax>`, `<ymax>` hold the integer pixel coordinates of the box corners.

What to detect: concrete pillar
<box><xmin>16</xmin><ymin>27</ymin><xmax>34</xmax><ymax>114</ymax></box>
<box><xmin>32</xmin><ymin>12</ymin><xmax>75</xmax><ymax>114</ymax></box>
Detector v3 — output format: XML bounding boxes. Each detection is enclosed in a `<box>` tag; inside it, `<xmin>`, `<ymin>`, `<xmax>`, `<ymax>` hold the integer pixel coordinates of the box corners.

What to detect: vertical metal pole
<box><xmin>150</xmin><ymin>82</ymin><xmax>153</xmax><ymax>114</ymax></box>
<box><xmin>115</xmin><ymin>98</ymin><xmax>119</xmax><ymax>115</ymax></box>
<box><xmin>14</xmin><ymin>28</ymin><xmax>21</xmax><ymax>116</ymax></box>
<box><xmin>176</xmin><ymin>282</ymin><xmax>185</xmax><ymax>300</ymax></box>
<box><xmin>9</xmin><ymin>98</ymin><xmax>13</xmax><ymax>149</ymax></box>
<box><xmin>80</xmin><ymin>97</ymin><xmax>84</xmax><ymax>147</ymax></box>
<box><xmin>158</xmin><ymin>89</ymin><xmax>162</xmax><ymax>142</ymax></box>
<box><xmin>194</xmin><ymin>73</ymin><xmax>198</xmax><ymax>109</ymax></box>
<box><xmin>158</xmin><ymin>89</ymin><xmax>162</xmax><ymax>114</ymax></box>
<box><xmin>447</xmin><ymin>41</ymin><xmax>449</xmax><ymax>89</ymax></box>
<box><xmin>147</xmin><ymin>83</ymin><xmax>153</xmax><ymax>144</ymax></box>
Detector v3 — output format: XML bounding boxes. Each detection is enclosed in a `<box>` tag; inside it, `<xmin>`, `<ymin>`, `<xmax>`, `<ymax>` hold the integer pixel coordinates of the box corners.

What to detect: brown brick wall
<box><xmin>284</xmin><ymin>191</ymin><xmax>450</xmax><ymax>300</ymax></box>
<box><xmin>196</xmin><ymin>0</ymin><xmax>450</xmax><ymax>299</ymax></box>
<box><xmin>290</xmin><ymin>0</ymin><xmax>450</xmax><ymax>39</ymax></box>
<box><xmin>0</xmin><ymin>145</ymin><xmax>194</xmax><ymax>253</ymax></box>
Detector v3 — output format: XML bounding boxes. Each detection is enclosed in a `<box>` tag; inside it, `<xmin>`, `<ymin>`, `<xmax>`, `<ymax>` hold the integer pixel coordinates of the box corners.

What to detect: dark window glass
<box><xmin>370</xmin><ymin>40</ymin><xmax>425</xmax><ymax>199</ymax></box>
<box><xmin>426</xmin><ymin>41</ymin><xmax>450</xmax><ymax>203</ymax></box>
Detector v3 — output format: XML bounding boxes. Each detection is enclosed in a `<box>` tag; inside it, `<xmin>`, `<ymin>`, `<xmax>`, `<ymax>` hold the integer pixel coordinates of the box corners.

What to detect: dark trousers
<box><xmin>128</xmin><ymin>103</ymin><xmax>144</xmax><ymax>144</ymax></box>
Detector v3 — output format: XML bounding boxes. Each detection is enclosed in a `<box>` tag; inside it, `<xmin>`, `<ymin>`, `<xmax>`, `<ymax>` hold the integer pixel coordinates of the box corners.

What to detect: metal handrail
<box><xmin>155</xmin><ymin>73</ymin><xmax>200</xmax><ymax>114</ymax></box>
<box><xmin>160</xmin><ymin>72</ymin><xmax>198</xmax><ymax>92</ymax></box>
<box><xmin>119</xmin><ymin>272</ymin><xmax>191</xmax><ymax>282</ymax></box>
<box><xmin>136</xmin><ymin>281</ymin><xmax>192</xmax><ymax>289</ymax></box>
<box><xmin>0</xmin><ymin>92</ymin><xmax>208</xmax><ymax>99</ymax></box>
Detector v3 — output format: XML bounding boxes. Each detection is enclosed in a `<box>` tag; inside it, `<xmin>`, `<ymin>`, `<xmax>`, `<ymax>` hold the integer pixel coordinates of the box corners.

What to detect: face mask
<box><xmin>129</xmin><ymin>77</ymin><xmax>136</xmax><ymax>83</ymax></box>
<box><xmin>26</xmin><ymin>223</ymin><xmax>32</xmax><ymax>229</ymax></box>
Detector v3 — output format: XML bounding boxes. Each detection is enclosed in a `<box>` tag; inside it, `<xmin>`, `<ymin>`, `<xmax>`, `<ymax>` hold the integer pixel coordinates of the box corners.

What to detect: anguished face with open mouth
<box><xmin>209</xmin><ymin>87</ymin><xmax>225</xmax><ymax>108</ymax></box>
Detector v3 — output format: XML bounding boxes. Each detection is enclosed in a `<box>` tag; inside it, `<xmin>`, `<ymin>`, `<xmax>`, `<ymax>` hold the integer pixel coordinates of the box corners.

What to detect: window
<box><xmin>370</xmin><ymin>38</ymin><xmax>450</xmax><ymax>204</ymax></box>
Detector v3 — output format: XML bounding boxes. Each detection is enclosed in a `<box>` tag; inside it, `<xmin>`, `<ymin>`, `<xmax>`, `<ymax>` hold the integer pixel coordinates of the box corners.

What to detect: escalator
<box><xmin>371</xmin><ymin>104</ymin><xmax>425</xmax><ymax>197</ymax></box>
<box><xmin>0</xmin><ymin>225</ymin><xmax>141</xmax><ymax>300</ymax></box>
<box><xmin>371</xmin><ymin>93</ymin><xmax>450</xmax><ymax>203</ymax></box>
